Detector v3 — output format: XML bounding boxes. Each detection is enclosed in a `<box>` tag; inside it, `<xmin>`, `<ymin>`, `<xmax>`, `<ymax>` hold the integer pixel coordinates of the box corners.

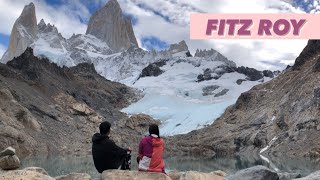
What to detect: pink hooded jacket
<box><xmin>138</xmin><ymin>135</ymin><xmax>165</xmax><ymax>173</ymax></box>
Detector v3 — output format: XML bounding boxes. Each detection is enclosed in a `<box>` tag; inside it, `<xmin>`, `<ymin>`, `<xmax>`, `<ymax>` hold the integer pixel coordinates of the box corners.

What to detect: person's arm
<box><xmin>110</xmin><ymin>140</ymin><xmax>128</xmax><ymax>157</ymax></box>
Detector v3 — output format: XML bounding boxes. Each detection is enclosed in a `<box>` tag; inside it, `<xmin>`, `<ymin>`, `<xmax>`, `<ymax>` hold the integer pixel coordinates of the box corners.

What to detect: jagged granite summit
<box><xmin>86</xmin><ymin>0</ymin><xmax>138</xmax><ymax>51</ymax></box>
<box><xmin>2</xmin><ymin>3</ymin><xmax>37</xmax><ymax>64</ymax></box>
<box><xmin>0</xmin><ymin>0</ymin><xmax>137</xmax><ymax>65</ymax></box>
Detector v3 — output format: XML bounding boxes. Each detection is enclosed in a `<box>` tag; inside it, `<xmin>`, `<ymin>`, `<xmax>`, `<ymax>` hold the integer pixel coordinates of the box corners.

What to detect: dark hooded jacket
<box><xmin>92</xmin><ymin>133</ymin><xmax>127</xmax><ymax>173</ymax></box>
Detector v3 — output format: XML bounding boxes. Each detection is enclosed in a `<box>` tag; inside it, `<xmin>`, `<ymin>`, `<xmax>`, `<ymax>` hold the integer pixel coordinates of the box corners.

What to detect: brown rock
<box><xmin>102</xmin><ymin>170</ymin><xmax>171</xmax><ymax>180</ymax></box>
<box><xmin>168</xmin><ymin>171</ymin><xmax>183</xmax><ymax>180</ymax></box>
<box><xmin>71</xmin><ymin>103</ymin><xmax>94</xmax><ymax>116</ymax></box>
<box><xmin>55</xmin><ymin>172</ymin><xmax>92</xmax><ymax>180</ymax></box>
<box><xmin>0</xmin><ymin>155</ymin><xmax>20</xmax><ymax>170</ymax></box>
<box><xmin>213</xmin><ymin>170</ymin><xmax>228</xmax><ymax>177</ymax></box>
<box><xmin>1</xmin><ymin>169</ymin><xmax>54</xmax><ymax>180</ymax></box>
<box><xmin>116</xmin><ymin>114</ymin><xmax>161</xmax><ymax>134</ymax></box>
<box><xmin>23</xmin><ymin>167</ymin><xmax>49</xmax><ymax>175</ymax></box>
<box><xmin>182</xmin><ymin>171</ymin><xmax>226</xmax><ymax>180</ymax></box>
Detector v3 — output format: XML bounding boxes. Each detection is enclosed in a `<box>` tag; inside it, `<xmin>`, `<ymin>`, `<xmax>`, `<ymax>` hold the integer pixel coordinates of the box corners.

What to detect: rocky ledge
<box><xmin>2</xmin><ymin>165</ymin><xmax>320</xmax><ymax>180</ymax></box>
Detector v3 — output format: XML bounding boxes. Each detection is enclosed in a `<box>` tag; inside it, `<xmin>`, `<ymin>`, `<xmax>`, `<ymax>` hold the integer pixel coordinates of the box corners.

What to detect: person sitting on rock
<box><xmin>138</xmin><ymin>124</ymin><xmax>165</xmax><ymax>173</ymax></box>
<box><xmin>92</xmin><ymin>121</ymin><xmax>131</xmax><ymax>173</ymax></box>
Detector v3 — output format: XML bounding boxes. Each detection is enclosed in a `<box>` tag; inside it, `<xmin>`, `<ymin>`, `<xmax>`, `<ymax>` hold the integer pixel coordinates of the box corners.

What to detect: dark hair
<box><xmin>99</xmin><ymin>121</ymin><xmax>111</xmax><ymax>135</ymax></box>
<box><xmin>149</xmin><ymin>124</ymin><xmax>160</xmax><ymax>138</ymax></box>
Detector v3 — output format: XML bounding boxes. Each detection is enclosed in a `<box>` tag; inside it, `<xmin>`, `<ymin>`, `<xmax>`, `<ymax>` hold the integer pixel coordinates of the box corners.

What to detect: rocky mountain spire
<box><xmin>85</xmin><ymin>0</ymin><xmax>138</xmax><ymax>52</ymax></box>
<box><xmin>168</xmin><ymin>40</ymin><xmax>189</xmax><ymax>54</ymax></box>
<box><xmin>1</xmin><ymin>3</ymin><xmax>38</xmax><ymax>63</ymax></box>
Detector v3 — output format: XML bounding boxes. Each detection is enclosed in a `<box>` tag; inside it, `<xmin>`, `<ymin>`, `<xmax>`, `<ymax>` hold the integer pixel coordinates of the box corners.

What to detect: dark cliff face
<box><xmin>292</xmin><ymin>40</ymin><xmax>320</xmax><ymax>70</ymax></box>
<box><xmin>0</xmin><ymin>47</ymin><xmax>139</xmax><ymax>157</ymax></box>
<box><xmin>167</xmin><ymin>41</ymin><xmax>320</xmax><ymax>159</ymax></box>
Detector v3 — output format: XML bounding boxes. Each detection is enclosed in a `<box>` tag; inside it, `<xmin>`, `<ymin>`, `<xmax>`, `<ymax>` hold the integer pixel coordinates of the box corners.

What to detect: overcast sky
<box><xmin>0</xmin><ymin>0</ymin><xmax>319</xmax><ymax>70</ymax></box>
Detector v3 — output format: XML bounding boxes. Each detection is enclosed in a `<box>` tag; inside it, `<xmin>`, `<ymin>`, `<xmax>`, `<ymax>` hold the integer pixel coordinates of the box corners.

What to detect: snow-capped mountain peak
<box><xmin>1</xmin><ymin>2</ymin><xmax>37</xmax><ymax>63</ymax></box>
<box><xmin>86</xmin><ymin>0</ymin><xmax>138</xmax><ymax>52</ymax></box>
<box><xmin>1</xmin><ymin>2</ymin><xmax>278</xmax><ymax>136</ymax></box>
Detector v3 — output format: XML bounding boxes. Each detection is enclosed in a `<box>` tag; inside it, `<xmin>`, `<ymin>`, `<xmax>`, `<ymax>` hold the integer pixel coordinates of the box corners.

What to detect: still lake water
<box><xmin>21</xmin><ymin>155</ymin><xmax>320</xmax><ymax>179</ymax></box>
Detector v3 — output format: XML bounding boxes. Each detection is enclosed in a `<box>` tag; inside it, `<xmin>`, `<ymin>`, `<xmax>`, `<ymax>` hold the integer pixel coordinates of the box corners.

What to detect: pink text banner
<box><xmin>190</xmin><ymin>13</ymin><xmax>320</xmax><ymax>39</ymax></box>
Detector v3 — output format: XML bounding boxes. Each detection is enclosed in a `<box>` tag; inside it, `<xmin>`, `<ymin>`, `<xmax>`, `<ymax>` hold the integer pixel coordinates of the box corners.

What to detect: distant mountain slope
<box><xmin>0</xmin><ymin>47</ymin><xmax>145</xmax><ymax>157</ymax></box>
<box><xmin>167</xmin><ymin>40</ymin><xmax>320</xmax><ymax>159</ymax></box>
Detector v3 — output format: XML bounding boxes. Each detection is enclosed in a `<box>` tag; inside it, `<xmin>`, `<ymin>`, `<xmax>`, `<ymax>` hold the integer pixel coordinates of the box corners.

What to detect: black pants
<box><xmin>120</xmin><ymin>153</ymin><xmax>131</xmax><ymax>170</ymax></box>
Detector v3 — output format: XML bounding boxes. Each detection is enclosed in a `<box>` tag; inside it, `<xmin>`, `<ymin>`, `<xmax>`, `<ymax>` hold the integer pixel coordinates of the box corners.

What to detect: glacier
<box><xmin>121</xmin><ymin>57</ymin><xmax>271</xmax><ymax>135</ymax></box>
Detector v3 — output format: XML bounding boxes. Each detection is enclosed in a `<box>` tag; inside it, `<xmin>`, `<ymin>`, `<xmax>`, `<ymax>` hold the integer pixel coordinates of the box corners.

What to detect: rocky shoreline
<box><xmin>1</xmin><ymin>146</ymin><xmax>320</xmax><ymax>180</ymax></box>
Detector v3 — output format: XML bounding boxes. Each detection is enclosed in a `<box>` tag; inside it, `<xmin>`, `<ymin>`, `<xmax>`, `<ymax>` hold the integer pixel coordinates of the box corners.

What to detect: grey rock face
<box><xmin>263</xmin><ymin>70</ymin><xmax>274</xmax><ymax>78</ymax></box>
<box><xmin>37</xmin><ymin>19</ymin><xmax>67</xmax><ymax>50</ymax></box>
<box><xmin>214</xmin><ymin>89</ymin><xmax>229</xmax><ymax>97</ymax></box>
<box><xmin>202</xmin><ymin>85</ymin><xmax>220</xmax><ymax>96</ymax></box>
<box><xmin>293</xmin><ymin>40</ymin><xmax>320</xmax><ymax>70</ymax></box>
<box><xmin>314</xmin><ymin>57</ymin><xmax>320</xmax><ymax>72</ymax></box>
<box><xmin>1</xmin><ymin>3</ymin><xmax>38</xmax><ymax>63</ymax></box>
<box><xmin>86</xmin><ymin>0</ymin><xmax>138</xmax><ymax>51</ymax></box>
<box><xmin>0</xmin><ymin>155</ymin><xmax>20</xmax><ymax>170</ymax></box>
<box><xmin>195</xmin><ymin>48</ymin><xmax>218</xmax><ymax>57</ymax></box>
<box><xmin>168</xmin><ymin>40</ymin><xmax>189</xmax><ymax>54</ymax></box>
<box><xmin>139</xmin><ymin>62</ymin><xmax>165</xmax><ymax>78</ymax></box>
<box><xmin>227</xmin><ymin>165</ymin><xmax>279</xmax><ymax>180</ymax></box>
<box><xmin>236</xmin><ymin>66</ymin><xmax>264</xmax><ymax>81</ymax></box>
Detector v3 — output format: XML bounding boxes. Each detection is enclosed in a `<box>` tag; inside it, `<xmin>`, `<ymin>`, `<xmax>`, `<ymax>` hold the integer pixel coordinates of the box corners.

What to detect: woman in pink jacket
<box><xmin>138</xmin><ymin>124</ymin><xmax>165</xmax><ymax>173</ymax></box>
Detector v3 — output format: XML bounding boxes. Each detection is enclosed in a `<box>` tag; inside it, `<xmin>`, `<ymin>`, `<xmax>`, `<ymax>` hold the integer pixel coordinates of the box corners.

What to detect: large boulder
<box><xmin>1</xmin><ymin>168</ymin><xmax>54</xmax><ymax>180</ymax></box>
<box><xmin>168</xmin><ymin>171</ymin><xmax>225</xmax><ymax>180</ymax></box>
<box><xmin>102</xmin><ymin>170</ymin><xmax>171</xmax><ymax>180</ymax></box>
<box><xmin>0</xmin><ymin>155</ymin><xmax>20</xmax><ymax>170</ymax></box>
<box><xmin>55</xmin><ymin>172</ymin><xmax>92</xmax><ymax>180</ymax></box>
<box><xmin>227</xmin><ymin>165</ymin><xmax>278</xmax><ymax>180</ymax></box>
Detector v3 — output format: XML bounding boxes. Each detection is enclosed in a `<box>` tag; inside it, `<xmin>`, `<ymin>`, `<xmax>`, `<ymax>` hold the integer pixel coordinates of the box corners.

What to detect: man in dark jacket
<box><xmin>92</xmin><ymin>121</ymin><xmax>129</xmax><ymax>173</ymax></box>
